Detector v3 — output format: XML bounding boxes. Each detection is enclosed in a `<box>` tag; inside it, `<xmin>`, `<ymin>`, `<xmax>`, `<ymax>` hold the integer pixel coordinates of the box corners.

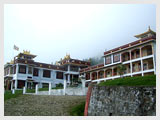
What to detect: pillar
<box><xmin>81</xmin><ymin>79</ymin><xmax>86</xmax><ymax>95</ymax></box>
<box><xmin>68</xmin><ymin>65</ymin><xmax>70</xmax><ymax>71</ymax></box>
<box><xmin>111</xmin><ymin>54</ymin><xmax>113</xmax><ymax>64</ymax></box>
<box><xmin>141</xmin><ymin>59</ymin><xmax>144</xmax><ymax>76</ymax></box>
<box><xmin>68</xmin><ymin>74</ymin><xmax>71</xmax><ymax>85</ymax></box>
<box><xmin>129</xmin><ymin>50</ymin><xmax>132</xmax><ymax>60</ymax></box>
<box><xmin>11</xmin><ymin>81</ymin><xmax>13</xmax><ymax>90</ymax></box>
<box><xmin>63</xmin><ymin>79</ymin><xmax>66</xmax><ymax>95</ymax></box>
<box><xmin>90</xmin><ymin>72</ymin><xmax>92</xmax><ymax>80</ymax></box>
<box><xmin>97</xmin><ymin>71</ymin><xmax>99</xmax><ymax>79</ymax></box>
<box><xmin>16</xmin><ymin>64</ymin><xmax>19</xmax><ymax>75</ymax></box>
<box><xmin>130</xmin><ymin>62</ymin><xmax>133</xmax><ymax>77</ymax></box>
<box><xmin>48</xmin><ymin>82</ymin><xmax>51</xmax><ymax>95</ymax></box>
<box><xmin>129</xmin><ymin>50</ymin><xmax>133</xmax><ymax>77</ymax></box>
<box><xmin>112</xmin><ymin>68</ymin><xmax>114</xmax><ymax>77</ymax></box>
<box><xmin>23</xmin><ymin>87</ymin><xmax>26</xmax><ymax>94</ymax></box>
<box><xmin>12</xmin><ymin>89</ymin><xmax>15</xmax><ymax>94</ymax></box>
<box><xmin>35</xmin><ymin>84</ymin><xmax>38</xmax><ymax>94</ymax></box>
<box><xmin>152</xmin><ymin>43</ymin><xmax>156</xmax><ymax>74</ymax></box>
<box><xmin>25</xmin><ymin>81</ymin><xmax>28</xmax><ymax>89</ymax></box>
<box><xmin>140</xmin><ymin>47</ymin><xmax>142</xmax><ymax>57</ymax></box>
<box><xmin>14</xmin><ymin>80</ymin><xmax>17</xmax><ymax>90</ymax></box>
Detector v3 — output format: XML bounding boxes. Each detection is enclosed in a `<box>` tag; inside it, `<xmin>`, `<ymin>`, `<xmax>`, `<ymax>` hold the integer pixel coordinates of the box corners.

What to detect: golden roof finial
<box><xmin>10</xmin><ymin>60</ymin><xmax>14</xmax><ymax>64</ymax></box>
<box><xmin>23</xmin><ymin>50</ymin><xmax>30</xmax><ymax>55</ymax></box>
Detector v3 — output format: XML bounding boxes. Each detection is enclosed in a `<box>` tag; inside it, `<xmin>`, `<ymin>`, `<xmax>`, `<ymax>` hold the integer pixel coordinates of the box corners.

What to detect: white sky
<box><xmin>4</xmin><ymin>4</ymin><xmax>156</xmax><ymax>64</ymax></box>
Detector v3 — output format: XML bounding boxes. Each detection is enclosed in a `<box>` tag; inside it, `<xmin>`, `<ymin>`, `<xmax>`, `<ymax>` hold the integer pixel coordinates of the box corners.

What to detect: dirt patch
<box><xmin>4</xmin><ymin>95</ymin><xmax>86</xmax><ymax>116</ymax></box>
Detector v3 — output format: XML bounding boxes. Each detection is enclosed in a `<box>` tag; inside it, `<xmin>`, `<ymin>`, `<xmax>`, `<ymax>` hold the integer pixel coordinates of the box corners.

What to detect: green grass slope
<box><xmin>98</xmin><ymin>75</ymin><xmax>156</xmax><ymax>86</ymax></box>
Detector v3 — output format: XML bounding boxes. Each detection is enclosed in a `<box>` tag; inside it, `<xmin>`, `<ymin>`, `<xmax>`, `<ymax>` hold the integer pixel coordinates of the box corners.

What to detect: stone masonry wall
<box><xmin>88</xmin><ymin>86</ymin><xmax>156</xmax><ymax>116</ymax></box>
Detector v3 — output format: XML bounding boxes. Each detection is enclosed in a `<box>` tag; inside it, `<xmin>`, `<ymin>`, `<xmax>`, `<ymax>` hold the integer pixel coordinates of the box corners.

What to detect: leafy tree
<box><xmin>117</xmin><ymin>64</ymin><xmax>126</xmax><ymax>78</ymax></box>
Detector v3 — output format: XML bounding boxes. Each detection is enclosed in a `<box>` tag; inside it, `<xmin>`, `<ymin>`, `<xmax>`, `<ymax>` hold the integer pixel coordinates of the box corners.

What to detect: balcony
<box><xmin>122</xmin><ymin>52</ymin><xmax>130</xmax><ymax>62</ymax></box>
<box><xmin>142</xmin><ymin>45</ymin><xmax>153</xmax><ymax>57</ymax></box>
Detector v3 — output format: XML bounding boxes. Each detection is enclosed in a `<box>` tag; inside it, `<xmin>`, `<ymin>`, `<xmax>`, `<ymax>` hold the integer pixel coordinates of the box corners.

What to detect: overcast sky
<box><xmin>4</xmin><ymin>4</ymin><xmax>156</xmax><ymax>64</ymax></box>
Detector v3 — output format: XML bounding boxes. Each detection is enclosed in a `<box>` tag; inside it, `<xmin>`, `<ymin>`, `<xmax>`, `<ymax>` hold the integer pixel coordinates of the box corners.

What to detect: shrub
<box><xmin>70</xmin><ymin>101</ymin><xmax>85</xmax><ymax>116</ymax></box>
<box><xmin>56</xmin><ymin>83</ymin><xmax>63</xmax><ymax>87</ymax></box>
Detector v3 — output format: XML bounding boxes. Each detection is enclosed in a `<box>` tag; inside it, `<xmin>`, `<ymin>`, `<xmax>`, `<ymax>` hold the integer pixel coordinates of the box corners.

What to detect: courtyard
<box><xmin>4</xmin><ymin>95</ymin><xmax>85</xmax><ymax>116</ymax></box>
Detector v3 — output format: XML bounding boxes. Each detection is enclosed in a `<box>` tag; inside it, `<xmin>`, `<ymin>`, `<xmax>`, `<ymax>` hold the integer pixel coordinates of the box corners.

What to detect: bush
<box><xmin>70</xmin><ymin>101</ymin><xmax>85</xmax><ymax>116</ymax></box>
<box><xmin>56</xmin><ymin>83</ymin><xmax>63</xmax><ymax>87</ymax></box>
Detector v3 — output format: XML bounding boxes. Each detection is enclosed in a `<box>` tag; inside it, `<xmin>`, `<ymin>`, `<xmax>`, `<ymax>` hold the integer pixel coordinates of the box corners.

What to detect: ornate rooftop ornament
<box><xmin>64</xmin><ymin>53</ymin><xmax>70</xmax><ymax>60</ymax></box>
<box><xmin>23</xmin><ymin>50</ymin><xmax>31</xmax><ymax>55</ymax></box>
<box><xmin>10</xmin><ymin>60</ymin><xmax>14</xmax><ymax>64</ymax></box>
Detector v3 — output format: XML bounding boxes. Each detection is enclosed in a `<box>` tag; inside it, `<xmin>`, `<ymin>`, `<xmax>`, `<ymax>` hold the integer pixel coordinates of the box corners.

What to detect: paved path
<box><xmin>4</xmin><ymin>95</ymin><xmax>86</xmax><ymax>116</ymax></box>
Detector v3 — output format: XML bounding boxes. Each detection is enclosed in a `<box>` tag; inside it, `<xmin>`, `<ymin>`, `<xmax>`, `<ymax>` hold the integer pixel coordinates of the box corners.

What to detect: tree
<box><xmin>117</xmin><ymin>64</ymin><xmax>126</xmax><ymax>78</ymax></box>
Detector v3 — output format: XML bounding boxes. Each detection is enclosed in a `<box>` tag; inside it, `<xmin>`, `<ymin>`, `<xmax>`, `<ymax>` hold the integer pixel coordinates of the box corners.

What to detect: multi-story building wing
<box><xmin>4</xmin><ymin>51</ymin><xmax>90</xmax><ymax>90</ymax></box>
<box><xmin>80</xmin><ymin>27</ymin><xmax>156</xmax><ymax>85</ymax></box>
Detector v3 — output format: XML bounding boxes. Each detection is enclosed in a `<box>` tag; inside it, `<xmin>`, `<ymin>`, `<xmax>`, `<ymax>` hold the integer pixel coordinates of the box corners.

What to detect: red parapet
<box><xmin>84</xmin><ymin>83</ymin><xmax>93</xmax><ymax>116</ymax></box>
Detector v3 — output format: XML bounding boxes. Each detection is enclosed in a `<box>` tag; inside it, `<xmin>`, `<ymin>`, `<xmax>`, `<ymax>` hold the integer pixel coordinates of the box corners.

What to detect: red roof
<box><xmin>104</xmin><ymin>36</ymin><xmax>156</xmax><ymax>56</ymax></box>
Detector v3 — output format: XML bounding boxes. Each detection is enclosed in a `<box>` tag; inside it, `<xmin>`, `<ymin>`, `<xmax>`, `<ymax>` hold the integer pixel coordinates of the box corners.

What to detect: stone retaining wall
<box><xmin>87</xmin><ymin>85</ymin><xmax>156</xmax><ymax>116</ymax></box>
<box><xmin>28</xmin><ymin>87</ymin><xmax>88</xmax><ymax>96</ymax></box>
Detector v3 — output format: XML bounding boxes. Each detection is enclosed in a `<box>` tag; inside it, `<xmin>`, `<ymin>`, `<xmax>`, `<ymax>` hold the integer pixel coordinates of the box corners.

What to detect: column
<box><xmin>111</xmin><ymin>54</ymin><xmax>113</xmax><ymax>64</ymax></box>
<box><xmin>97</xmin><ymin>71</ymin><xmax>99</xmax><ymax>79</ymax></box>
<box><xmin>35</xmin><ymin>84</ymin><xmax>38</xmax><ymax>94</ymax></box>
<box><xmin>26</xmin><ymin>65</ymin><xmax>28</xmax><ymax>74</ymax></box>
<box><xmin>130</xmin><ymin>62</ymin><xmax>133</xmax><ymax>77</ymax></box>
<box><xmin>129</xmin><ymin>50</ymin><xmax>132</xmax><ymax>60</ymax></box>
<box><xmin>25</xmin><ymin>81</ymin><xmax>28</xmax><ymax>89</ymax></box>
<box><xmin>14</xmin><ymin>80</ymin><xmax>17</xmax><ymax>89</ymax></box>
<box><xmin>112</xmin><ymin>68</ymin><xmax>114</xmax><ymax>77</ymax></box>
<box><xmin>23</xmin><ymin>87</ymin><xmax>26</xmax><ymax>94</ymax></box>
<box><xmin>120</xmin><ymin>53</ymin><xmax>122</xmax><ymax>62</ymax></box>
<box><xmin>68</xmin><ymin>74</ymin><xmax>70</xmax><ymax>85</ymax></box>
<box><xmin>68</xmin><ymin>65</ymin><xmax>70</xmax><ymax>71</ymax></box>
<box><xmin>140</xmin><ymin>47</ymin><xmax>142</xmax><ymax>58</ymax></box>
<box><xmin>141</xmin><ymin>59</ymin><xmax>144</xmax><ymax>76</ymax></box>
<box><xmin>63</xmin><ymin>79</ymin><xmax>66</xmax><ymax>95</ymax></box>
<box><xmin>12</xmin><ymin>89</ymin><xmax>15</xmax><ymax>94</ymax></box>
<box><xmin>90</xmin><ymin>72</ymin><xmax>92</xmax><ymax>80</ymax></box>
<box><xmin>129</xmin><ymin>50</ymin><xmax>133</xmax><ymax>77</ymax></box>
<box><xmin>16</xmin><ymin>64</ymin><xmax>19</xmax><ymax>76</ymax></box>
<box><xmin>152</xmin><ymin>43</ymin><xmax>156</xmax><ymax>74</ymax></box>
<box><xmin>11</xmin><ymin>81</ymin><xmax>13</xmax><ymax>90</ymax></box>
<box><xmin>48</xmin><ymin>82</ymin><xmax>51</xmax><ymax>95</ymax></box>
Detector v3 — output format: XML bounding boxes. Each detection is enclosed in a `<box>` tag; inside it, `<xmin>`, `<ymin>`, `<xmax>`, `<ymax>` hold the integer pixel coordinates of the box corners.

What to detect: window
<box><xmin>56</xmin><ymin>72</ymin><xmax>63</xmax><ymax>79</ymax></box>
<box><xmin>113</xmin><ymin>53</ymin><xmax>120</xmax><ymax>62</ymax></box>
<box><xmin>28</xmin><ymin>67</ymin><xmax>32</xmax><ymax>74</ymax></box>
<box><xmin>143</xmin><ymin>63</ymin><xmax>147</xmax><ymax>70</ymax></box>
<box><xmin>43</xmin><ymin>70</ymin><xmax>51</xmax><ymax>78</ymax></box>
<box><xmin>19</xmin><ymin>65</ymin><xmax>26</xmax><ymax>74</ymax></box>
<box><xmin>105</xmin><ymin>56</ymin><xmax>111</xmax><ymax>65</ymax></box>
<box><xmin>33</xmin><ymin>68</ymin><xmax>39</xmax><ymax>76</ymax></box>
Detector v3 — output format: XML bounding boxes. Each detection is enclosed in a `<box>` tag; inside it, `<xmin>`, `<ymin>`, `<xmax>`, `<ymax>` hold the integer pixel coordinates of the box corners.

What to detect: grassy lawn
<box><xmin>4</xmin><ymin>90</ymin><xmax>23</xmax><ymax>101</ymax></box>
<box><xmin>4</xmin><ymin>86</ymin><xmax>63</xmax><ymax>101</ymax></box>
<box><xmin>70</xmin><ymin>101</ymin><xmax>85</xmax><ymax>116</ymax></box>
<box><xmin>99</xmin><ymin>75</ymin><xmax>156</xmax><ymax>86</ymax></box>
